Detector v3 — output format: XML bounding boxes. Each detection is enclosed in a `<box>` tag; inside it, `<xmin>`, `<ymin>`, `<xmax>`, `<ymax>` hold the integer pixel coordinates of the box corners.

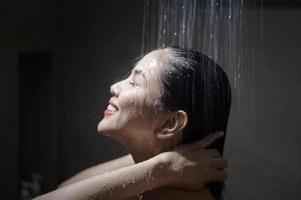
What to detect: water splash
<box><xmin>141</xmin><ymin>0</ymin><xmax>261</xmax><ymax>104</ymax></box>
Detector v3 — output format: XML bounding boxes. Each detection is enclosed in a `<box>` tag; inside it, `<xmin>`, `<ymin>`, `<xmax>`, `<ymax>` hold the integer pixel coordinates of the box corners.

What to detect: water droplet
<box><xmin>163</xmin><ymin>29</ymin><xmax>166</xmax><ymax>34</ymax></box>
<box><xmin>174</xmin><ymin>32</ymin><xmax>177</xmax><ymax>36</ymax></box>
<box><xmin>164</xmin><ymin>14</ymin><xmax>167</xmax><ymax>20</ymax></box>
<box><xmin>228</xmin><ymin>15</ymin><xmax>232</xmax><ymax>19</ymax></box>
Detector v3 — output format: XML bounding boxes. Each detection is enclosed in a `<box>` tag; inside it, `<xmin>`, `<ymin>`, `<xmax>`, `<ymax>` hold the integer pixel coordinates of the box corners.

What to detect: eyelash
<box><xmin>129</xmin><ymin>81</ymin><xmax>138</xmax><ymax>86</ymax></box>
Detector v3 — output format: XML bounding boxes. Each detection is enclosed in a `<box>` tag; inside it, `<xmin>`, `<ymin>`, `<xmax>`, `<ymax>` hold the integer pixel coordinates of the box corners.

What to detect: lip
<box><xmin>104</xmin><ymin>109</ymin><xmax>115</xmax><ymax>116</ymax></box>
<box><xmin>109</xmin><ymin>99</ymin><xmax>119</xmax><ymax>110</ymax></box>
<box><xmin>104</xmin><ymin>99</ymin><xmax>119</xmax><ymax>116</ymax></box>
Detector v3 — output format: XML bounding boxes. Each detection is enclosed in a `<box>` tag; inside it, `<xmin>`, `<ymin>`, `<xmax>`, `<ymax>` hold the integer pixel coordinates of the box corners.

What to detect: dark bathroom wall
<box><xmin>225</xmin><ymin>9</ymin><xmax>301</xmax><ymax>200</ymax></box>
<box><xmin>0</xmin><ymin>1</ymin><xmax>21</xmax><ymax>198</ymax></box>
<box><xmin>0</xmin><ymin>53</ymin><xmax>19</xmax><ymax>199</ymax></box>
<box><xmin>0</xmin><ymin>0</ymin><xmax>61</xmax><ymax>198</ymax></box>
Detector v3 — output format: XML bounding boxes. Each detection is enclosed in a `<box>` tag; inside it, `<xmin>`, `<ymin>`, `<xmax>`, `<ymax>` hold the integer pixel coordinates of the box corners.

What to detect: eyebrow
<box><xmin>132</xmin><ymin>69</ymin><xmax>147</xmax><ymax>85</ymax></box>
<box><xmin>133</xmin><ymin>69</ymin><xmax>146</xmax><ymax>79</ymax></box>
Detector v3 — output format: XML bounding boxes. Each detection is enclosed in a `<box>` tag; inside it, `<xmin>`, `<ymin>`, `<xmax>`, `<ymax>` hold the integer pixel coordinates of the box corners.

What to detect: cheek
<box><xmin>120</xmin><ymin>91</ymin><xmax>145</xmax><ymax>114</ymax></box>
<box><xmin>119</xmin><ymin>91</ymin><xmax>156</xmax><ymax>128</ymax></box>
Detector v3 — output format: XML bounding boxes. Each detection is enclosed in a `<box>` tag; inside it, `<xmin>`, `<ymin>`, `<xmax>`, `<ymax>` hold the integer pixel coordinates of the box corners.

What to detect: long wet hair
<box><xmin>158</xmin><ymin>47</ymin><xmax>232</xmax><ymax>200</ymax></box>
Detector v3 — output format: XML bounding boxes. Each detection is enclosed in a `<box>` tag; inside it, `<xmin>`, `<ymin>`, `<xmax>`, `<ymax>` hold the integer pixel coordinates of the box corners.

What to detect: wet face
<box><xmin>97</xmin><ymin>50</ymin><xmax>169</xmax><ymax>146</ymax></box>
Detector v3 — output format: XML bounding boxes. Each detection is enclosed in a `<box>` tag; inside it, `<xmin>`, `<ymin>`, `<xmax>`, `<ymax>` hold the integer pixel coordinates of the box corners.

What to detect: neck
<box><xmin>116</xmin><ymin>131</ymin><xmax>177</xmax><ymax>163</ymax></box>
<box><xmin>120</xmin><ymin>138</ymin><xmax>165</xmax><ymax>163</ymax></box>
<box><xmin>127</xmin><ymin>143</ymin><xmax>176</xmax><ymax>164</ymax></box>
<box><xmin>126</xmin><ymin>144</ymin><xmax>161</xmax><ymax>163</ymax></box>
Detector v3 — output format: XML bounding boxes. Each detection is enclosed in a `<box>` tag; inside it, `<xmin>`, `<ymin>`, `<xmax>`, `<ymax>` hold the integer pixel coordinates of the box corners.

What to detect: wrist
<box><xmin>149</xmin><ymin>152</ymin><xmax>173</xmax><ymax>187</ymax></box>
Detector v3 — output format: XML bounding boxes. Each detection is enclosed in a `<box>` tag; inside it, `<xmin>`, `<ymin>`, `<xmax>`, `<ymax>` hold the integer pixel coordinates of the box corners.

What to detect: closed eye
<box><xmin>129</xmin><ymin>81</ymin><xmax>138</xmax><ymax>86</ymax></box>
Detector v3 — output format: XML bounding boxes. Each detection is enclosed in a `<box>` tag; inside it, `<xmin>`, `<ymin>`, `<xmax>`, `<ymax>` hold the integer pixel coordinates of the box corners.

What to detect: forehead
<box><xmin>134</xmin><ymin>49</ymin><xmax>170</xmax><ymax>77</ymax></box>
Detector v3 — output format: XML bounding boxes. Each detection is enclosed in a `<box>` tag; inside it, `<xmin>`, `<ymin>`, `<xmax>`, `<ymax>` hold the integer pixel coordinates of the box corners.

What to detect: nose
<box><xmin>110</xmin><ymin>82</ymin><xmax>120</xmax><ymax>97</ymax></box>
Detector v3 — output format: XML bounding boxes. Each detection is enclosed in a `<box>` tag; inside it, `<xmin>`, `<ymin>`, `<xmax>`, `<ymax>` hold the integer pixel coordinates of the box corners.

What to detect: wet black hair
<box><xmin>158</xmin><ymin>47</ymin><xmax>232</xmax><ymax>200</ymax></box>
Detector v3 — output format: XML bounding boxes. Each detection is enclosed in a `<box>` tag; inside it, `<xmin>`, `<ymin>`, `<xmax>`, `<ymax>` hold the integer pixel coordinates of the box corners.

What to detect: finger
<box><xmin>205</xmin><ymin>149</ymin><xmax>221</xmax><ymax>158</ymax></box>
<box><xmin>197</xmin><ymin>131</ymin><xmax>224</xmax><ymax>148</ymax></box>
<box><xmin>212</xmin><ymin>158</ymin><xmax>228</xmax><ymax>169</ymax></box>
<box><xmin>214</xmin><ymin>170</ymin><xmax>228</xmax><ymax>182</ymax></box>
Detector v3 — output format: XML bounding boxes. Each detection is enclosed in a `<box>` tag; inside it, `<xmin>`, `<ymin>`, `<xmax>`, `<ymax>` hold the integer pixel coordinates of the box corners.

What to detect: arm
<box><xmin>58</xmin><ymin>154</ymin><xmax>134</xmax><ymax>188</ymax></box>
<box><xmin>35</xmin><ymin>132</ymin><xmax>227</xmax><ymax>200</ymax></box>
<box><xmin>35</xmin><ymin>156</ymin><xmax>168</xmax><ymax>200</ymax></box>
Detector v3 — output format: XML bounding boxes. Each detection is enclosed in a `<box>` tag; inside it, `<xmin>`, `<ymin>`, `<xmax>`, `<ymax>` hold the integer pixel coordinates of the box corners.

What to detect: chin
<box><xmin>97</xmin><ymin>119</ymin><xmax>110</xmax><ymax>135</ymax></box>
<box><xmin>97</xmin><ymin>118</ymin><xmax>119</xmax><ymax>138</ymax></box>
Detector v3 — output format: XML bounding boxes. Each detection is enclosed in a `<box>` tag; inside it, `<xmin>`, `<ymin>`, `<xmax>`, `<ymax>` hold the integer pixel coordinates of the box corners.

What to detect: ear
<box><xmin>154</xmin><ymin>110</ymin><xmax>188</xmax><ymax>140</ymax></box>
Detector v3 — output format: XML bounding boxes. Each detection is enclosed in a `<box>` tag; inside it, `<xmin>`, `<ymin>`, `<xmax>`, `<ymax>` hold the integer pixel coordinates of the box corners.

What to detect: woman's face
<box><xmin>97</xmin><ymin>50</ymin><xmax>169</xmax><ymax>145</ymax></box>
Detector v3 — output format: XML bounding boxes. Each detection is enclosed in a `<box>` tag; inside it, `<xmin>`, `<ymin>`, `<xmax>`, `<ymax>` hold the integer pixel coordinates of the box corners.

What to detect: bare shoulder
<box><xmin>142</xmin><ymin>186</ymin><xmax>214</xmax><ymax>200</ymax></box>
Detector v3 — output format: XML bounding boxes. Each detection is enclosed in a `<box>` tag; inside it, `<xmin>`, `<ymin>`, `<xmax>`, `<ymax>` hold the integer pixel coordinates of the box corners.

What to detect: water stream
<box><xmin>141</xmin><ymin>0</ymin><xmax>261</xmax><ymax>105</ymax></box>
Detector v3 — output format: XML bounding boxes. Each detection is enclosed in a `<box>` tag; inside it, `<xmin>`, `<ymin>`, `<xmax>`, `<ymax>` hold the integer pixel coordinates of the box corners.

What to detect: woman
<box><xmin>35</xmin><ymin>47</ymin><xmax>230</xmax><ymax>200</ymax></box>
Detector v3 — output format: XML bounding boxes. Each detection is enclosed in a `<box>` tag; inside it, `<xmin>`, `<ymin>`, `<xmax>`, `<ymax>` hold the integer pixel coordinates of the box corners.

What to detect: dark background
<box><xmin>0</xmin><ymin>1</ymin><xmax>300</xmax><ymax>199</ymax></box>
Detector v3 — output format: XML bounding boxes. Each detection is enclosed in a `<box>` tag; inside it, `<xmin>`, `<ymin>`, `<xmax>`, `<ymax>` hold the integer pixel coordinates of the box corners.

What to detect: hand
<box><xmin>158</xmin><ymin>131</ymin><xmax>228</xmax><ymax>190</ymax></box>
